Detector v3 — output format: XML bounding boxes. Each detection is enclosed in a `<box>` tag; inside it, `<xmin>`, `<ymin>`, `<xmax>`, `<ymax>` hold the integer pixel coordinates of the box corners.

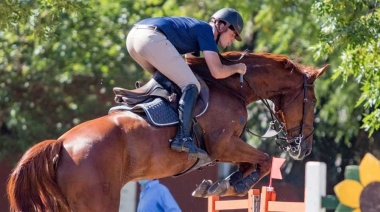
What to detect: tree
<box><xmin>0</xmin><ymin>1</ymin><xmax>142</xmax><ymax>158</ymax></box>
<box><xmin>1</xmin><ymin>1</ymin><xmax>379</xmax><ymax>195</ymax></box>
<box><xmin>312</xmin><ymin>0</ymin><xmax>380</xmax><ymax>135</ymax></box>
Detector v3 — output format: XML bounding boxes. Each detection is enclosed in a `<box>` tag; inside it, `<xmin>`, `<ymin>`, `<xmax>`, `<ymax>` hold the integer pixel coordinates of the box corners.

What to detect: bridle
<box><xmin>214</xmin><ymin>50</ymin><xmax>315</xmax><ymax>153</ymax></box>
<box><xmin>244</xmin><ymin>74</ymin><xmax>315</xmax><ymax>153</ymax></box>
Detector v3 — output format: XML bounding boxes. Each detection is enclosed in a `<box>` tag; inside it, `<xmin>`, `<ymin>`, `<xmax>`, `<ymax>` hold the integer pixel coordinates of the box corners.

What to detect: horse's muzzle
<box><xmin>287</xmin><ymin>135</ymin><xmax>313</xmax><ymax>160</ymax></box>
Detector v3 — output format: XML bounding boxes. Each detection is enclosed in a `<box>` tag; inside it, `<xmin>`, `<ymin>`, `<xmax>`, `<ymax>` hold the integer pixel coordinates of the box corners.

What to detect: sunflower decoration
<box><xmin>334</xmin><ymin>153</ymin><xmax>380</xmax><ymax>212</ymax></box>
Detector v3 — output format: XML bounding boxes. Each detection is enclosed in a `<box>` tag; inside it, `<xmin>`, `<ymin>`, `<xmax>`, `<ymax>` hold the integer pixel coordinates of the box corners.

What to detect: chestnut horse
<box><xmin>7</xmin><ymin>51</ymin><xmax>327</xmax><ymax>212</ymax></box>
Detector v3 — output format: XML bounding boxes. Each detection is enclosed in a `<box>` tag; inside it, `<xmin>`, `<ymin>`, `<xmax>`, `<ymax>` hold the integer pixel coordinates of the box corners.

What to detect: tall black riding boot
<box><xmin>170</xmin><ymin>84</ymin><xmax>208</xmax><ymax>160</ymax></box>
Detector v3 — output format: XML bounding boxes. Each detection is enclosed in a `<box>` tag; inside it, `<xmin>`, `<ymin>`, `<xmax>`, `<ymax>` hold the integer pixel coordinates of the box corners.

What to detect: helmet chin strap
<box><xmin>216</xmin><ymin>33</ymin><xmax>221</xmax><ymax>45</ymax></box>
<box><xmin>214</xmin><ymin>21</ymin><xmax>228</xmax><ymax>45</ymax></box>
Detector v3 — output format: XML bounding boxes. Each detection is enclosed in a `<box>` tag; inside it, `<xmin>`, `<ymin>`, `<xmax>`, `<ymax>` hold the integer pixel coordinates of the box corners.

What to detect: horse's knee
<box><xmin>258</xmin><ymin>154</ymin><xmax>272</xmax><ymax>173</ymax></box>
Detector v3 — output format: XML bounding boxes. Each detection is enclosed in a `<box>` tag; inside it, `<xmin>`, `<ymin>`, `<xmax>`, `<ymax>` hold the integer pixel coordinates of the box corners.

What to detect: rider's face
<box><xmin>218</xmin><ymin>28</ymin><xmax>237</xmax><ymax>48</ymax></box>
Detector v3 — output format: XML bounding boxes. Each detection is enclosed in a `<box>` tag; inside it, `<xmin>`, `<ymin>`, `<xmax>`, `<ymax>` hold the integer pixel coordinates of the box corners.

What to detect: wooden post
<box><xmin>208</xmin><ymin>196</ymin><xmax>220</xmax><ymax>212</ymax></box>
<box><xmin>207</xmin><ymin>189</ymin><xmax>260</xmax><ymax>212</ymax></box>
<box><xmin>259</xmin><ymin>186</ymin><xmax>273</xmax><ymax>212</ymax></box>
<box><xmin>305</xmin><ymin>162</ymin><xmax>326</xmax><ymax>212</ymax></box>
<box><xmin>208</xmin><ymin>162</ymin><xmax>330</xmax><ymax>212</ymax></box>
<box><xmin>260</xmin><ymin>186</ymin><xmax>304</xmax><ymax>212</ymax></box>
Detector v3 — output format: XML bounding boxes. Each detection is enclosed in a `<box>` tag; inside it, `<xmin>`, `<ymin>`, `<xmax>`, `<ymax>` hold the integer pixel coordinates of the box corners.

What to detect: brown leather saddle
<box><xmin>111</xmin><ymin>71</ymin><xmax>210</xmax><ymax>121</ymax></box>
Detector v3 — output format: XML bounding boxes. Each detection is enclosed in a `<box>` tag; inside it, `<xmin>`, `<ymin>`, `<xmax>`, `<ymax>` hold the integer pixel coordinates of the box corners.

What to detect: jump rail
<box><xmin>208</xmin><ymin>189</ymin><xmax>260</xmax><ymax>212</ymax></box>
<box><xmin>208</xmin><ymin>162</ymin><xmax>333</xmax><ymax>212</ymax></box>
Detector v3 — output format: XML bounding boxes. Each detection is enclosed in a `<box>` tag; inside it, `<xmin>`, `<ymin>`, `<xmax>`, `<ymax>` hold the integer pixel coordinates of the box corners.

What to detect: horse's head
<box><xmin>271</xmin><ymin>64</ymin><xmax>328</xmax><ymax>160</ymax></box>
<box><xmin>189</xmin><ymin>51</ymin><xmax>328</xmax><ymax>160</ymax></box>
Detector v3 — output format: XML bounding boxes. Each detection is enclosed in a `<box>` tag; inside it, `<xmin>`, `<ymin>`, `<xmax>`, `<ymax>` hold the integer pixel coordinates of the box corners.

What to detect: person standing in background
<box><xmin>137</xmin><ymin>179</ymin><xmax>181</xmax><ymax>212</ymax></box>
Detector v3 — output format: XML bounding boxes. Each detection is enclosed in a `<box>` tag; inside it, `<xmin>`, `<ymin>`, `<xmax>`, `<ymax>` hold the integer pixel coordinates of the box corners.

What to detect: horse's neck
<box><xmin>189</xmin><ymin>56</ymin><xmax>304</xmax><ymax>104</ymax></box>
<box><xmin>244</xmin><ymin>65</ymin><xmax>303</xmax><ymax>104</ymax></box>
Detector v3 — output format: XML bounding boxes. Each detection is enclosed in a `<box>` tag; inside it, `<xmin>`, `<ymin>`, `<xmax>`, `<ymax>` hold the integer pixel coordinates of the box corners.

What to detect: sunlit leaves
<box><xmin>0</xmin><ymin>1</ymin><xmax>135</xmax><ymax>156</ymax></box>
<box><xmin>254</xmin><ymin>0</ymin><xmax>320</xmax><ymax>63</ymax></box>
<box><xmin>312</xmin><ymin>0</ymin><xmax>380</xmax><ymax>135</ymax></box>
<box><xmin>0</xmin><ymin>0</ymin><xmax>91</xmax><ymax>41</ymax></box>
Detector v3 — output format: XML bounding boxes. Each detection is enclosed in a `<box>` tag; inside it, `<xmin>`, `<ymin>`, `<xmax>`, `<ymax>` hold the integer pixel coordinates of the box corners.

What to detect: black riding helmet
<box><xmin>211</xmin><ymin>8</ymin><xmax>244</xmax><ymax>41</ymax></box>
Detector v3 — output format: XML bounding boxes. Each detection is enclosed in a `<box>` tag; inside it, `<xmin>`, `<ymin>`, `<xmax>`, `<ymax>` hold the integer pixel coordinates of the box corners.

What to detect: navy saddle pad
<box><xmin>109</xmin><ymin>97</ymin><xmax>178</xmax><ymax>127</ymax></box>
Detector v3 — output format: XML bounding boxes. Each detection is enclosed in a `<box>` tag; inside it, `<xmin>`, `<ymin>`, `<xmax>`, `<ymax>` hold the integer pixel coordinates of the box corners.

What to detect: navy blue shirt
<box><xmin>137</xmin><ymin>17</ymin><xmax>218</xmax><ymax>55</ymax></box>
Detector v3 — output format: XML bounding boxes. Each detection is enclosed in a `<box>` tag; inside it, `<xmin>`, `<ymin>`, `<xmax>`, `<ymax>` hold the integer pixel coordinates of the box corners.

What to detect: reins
<box><xmin>241</xmin><ymin>75</ymin><xmax>288</xmax><ymax>142</ymax></box>
<box><xmin>205</xmin><ymin>50</ymin><xmax>315</xmax><ymax>153</ymax></box>
<box><xmin>218</xmin><ymin>50</ymin><xmax>286</xmax><ymax>139</ymax></box>
<box><xmin>199</xmin><ymin>50</ymin><xmax>250</xmax><ymax>104</ymax></box>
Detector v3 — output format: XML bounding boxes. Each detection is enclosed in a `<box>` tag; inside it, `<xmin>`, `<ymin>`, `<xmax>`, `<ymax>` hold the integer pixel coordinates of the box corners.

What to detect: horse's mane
<box><xmin>222</xmin><ymin>51</ymin><xmax>317</xmax><ymax>76</ymax></box>
<box><xmin>187</xmin><ymin>51</ymin><xmax>318</xmax><ymax>78</ymax></box>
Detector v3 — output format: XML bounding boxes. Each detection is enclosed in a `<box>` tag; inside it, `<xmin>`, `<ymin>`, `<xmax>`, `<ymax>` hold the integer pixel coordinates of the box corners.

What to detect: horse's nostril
<box><xmin>305</xmin><ymin>148</ymin><xmax>312</xmax><ymax>156</ymax></box>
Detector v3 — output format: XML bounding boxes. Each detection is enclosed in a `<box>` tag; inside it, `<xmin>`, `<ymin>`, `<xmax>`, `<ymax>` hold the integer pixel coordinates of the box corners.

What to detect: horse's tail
<box><xmin>6</xmin><ymin>139</ymin><xmax>70</xmax><ymax>212</ymax></box>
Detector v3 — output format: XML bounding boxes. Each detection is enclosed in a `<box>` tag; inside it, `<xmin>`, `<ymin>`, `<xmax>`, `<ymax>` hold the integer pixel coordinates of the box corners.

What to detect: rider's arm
<box><xmin>203</xmin><ymin>51</ymin><xmax>246</xmax><ymax>79</ymax></box>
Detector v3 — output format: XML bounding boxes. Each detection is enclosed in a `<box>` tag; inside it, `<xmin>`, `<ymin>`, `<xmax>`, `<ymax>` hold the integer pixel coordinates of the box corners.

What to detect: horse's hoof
<box><xmin>192</xmin><ymin>179</ymin><xmax>213</xmax><ymax>198</ymax></box>
<box><xmin>207</xmin><ymin>179</ymin><xmax>229</xmax><ymax>196</ymax></box>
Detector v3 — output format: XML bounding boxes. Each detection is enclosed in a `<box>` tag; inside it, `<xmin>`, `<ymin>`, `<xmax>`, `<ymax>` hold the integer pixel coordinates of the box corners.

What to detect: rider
<box><xmin>126</xmin><ymin>8</ymin><xmax>246</xmax><ymax>160</ymax></box>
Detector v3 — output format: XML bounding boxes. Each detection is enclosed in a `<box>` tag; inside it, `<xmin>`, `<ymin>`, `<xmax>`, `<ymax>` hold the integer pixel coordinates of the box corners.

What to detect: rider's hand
<box><xmin>237</xmin><ymin>63</ymin><xmax>247</xmax><ymax>75</ymax></box>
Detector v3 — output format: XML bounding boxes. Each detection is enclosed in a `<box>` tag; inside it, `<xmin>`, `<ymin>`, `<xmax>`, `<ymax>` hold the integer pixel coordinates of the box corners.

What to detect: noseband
<box><xmin>244</xmin><ymin>74</ymin><xmax>315</xmax><ymax>153</ymax></box>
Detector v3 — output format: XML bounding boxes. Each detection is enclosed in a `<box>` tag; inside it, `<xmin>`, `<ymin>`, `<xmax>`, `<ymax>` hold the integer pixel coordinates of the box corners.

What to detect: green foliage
<box><xmin>0</xmin><ymin>0</ymin><xmax>141</xmax><ymax>158</ymax></box>
<box><xmin>0</xmin><ymin>0</ymin><xmax>91</xmax><ymax>40</ymax></box>
<box><xmin>254</xmin><ymin>0</ymin><xmax>321</xmax><ymax>63</ymax></box>
<box><xmin>312</xmin><ymin>0</ymin><xmax>380</xmax><ymax>135</ymax></box>
<box><xmin>1</xmin><ymin>1</ymin><xmax>379</xmax><ymax>195</ymax></box>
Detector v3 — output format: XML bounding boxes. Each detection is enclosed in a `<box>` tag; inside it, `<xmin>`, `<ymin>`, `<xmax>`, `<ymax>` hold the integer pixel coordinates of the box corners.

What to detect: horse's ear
<box><xmin>316</xmin><ymin>64</ymin><xmax>329</xmax><ymax>78</ymax></box>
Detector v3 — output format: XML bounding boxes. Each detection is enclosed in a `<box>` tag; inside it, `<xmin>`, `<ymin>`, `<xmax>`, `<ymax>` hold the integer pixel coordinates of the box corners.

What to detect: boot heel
<box><xmin>170</xmin><ymin>140</ymin><xmax>190</xmax><ymax>153</ymax></box>
<box><xmin>170</xmin><ymin>145</ymin><xmax>182</xmax><ymax>152</ymax></box>
<box><xmin>188</xmin><ymin>153</ymin><xmax>198</xmax><ymax>160</ymax></box>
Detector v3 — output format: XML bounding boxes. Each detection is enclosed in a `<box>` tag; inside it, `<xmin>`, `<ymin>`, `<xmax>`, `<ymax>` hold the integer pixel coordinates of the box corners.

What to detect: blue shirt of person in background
<box><xmin>137</xmin><ymin>179</ymin><xmax>181</xmax><ymax>212</ymax></box>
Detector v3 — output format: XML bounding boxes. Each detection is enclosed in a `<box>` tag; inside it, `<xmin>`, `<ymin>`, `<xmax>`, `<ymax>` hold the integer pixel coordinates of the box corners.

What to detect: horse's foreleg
<box><xmin>204</xmin><ymin>162</ymin><xmax>270</xmax><ymax>197</ymax></box>
<box><xmin>193</xmin><ymin>136</ymin><xmax>271</xmax><ymax>197</ymax></box>
<box><xmin>226</xmin><ymin>163</ymin><xmax>259</xmax><ymax>194</ymax></box>
<box><xmin>203</xmin><ymin>163</ymin><xmax>259</xmax><ymax>197</ymax></box>
<box><xmin>221</xmin><ymin>163</ymin><xmax>264</xmax><ymax>196</ymax></box>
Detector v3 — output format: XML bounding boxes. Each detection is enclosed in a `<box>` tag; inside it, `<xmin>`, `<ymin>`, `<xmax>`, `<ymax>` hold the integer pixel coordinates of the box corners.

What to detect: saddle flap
<box><xmin>194</xmin><ymin>75</ymin><xmax>209</xmax><ymax>117</ymax></box>
<box><xmin>109</xmin><ymin>97</ymin><xmax>179</xmax><ymax>126</ymax></box>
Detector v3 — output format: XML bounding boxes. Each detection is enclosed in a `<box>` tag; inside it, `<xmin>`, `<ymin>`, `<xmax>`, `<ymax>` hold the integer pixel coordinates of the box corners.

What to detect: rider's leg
<box><xmin>126</xmin><ymin>27</ymin><xmax>157</xmax><ymax>74</ymax></box>
<box><xmin>126</xmin><ymin>28</ymin><xmax>206</xmax><ymax>159</ymax></box>
<box><xmin>170</xmin><ymin>84</ymin><xmax>207</xmax><ymax>159</ymax></box>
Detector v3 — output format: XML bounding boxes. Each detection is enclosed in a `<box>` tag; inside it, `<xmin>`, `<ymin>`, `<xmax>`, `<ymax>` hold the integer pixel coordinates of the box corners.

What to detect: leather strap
<box><xmin>133</xmin><ymin>24</ymin><xmax>166</xmax><ymax>36</ymax></box>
